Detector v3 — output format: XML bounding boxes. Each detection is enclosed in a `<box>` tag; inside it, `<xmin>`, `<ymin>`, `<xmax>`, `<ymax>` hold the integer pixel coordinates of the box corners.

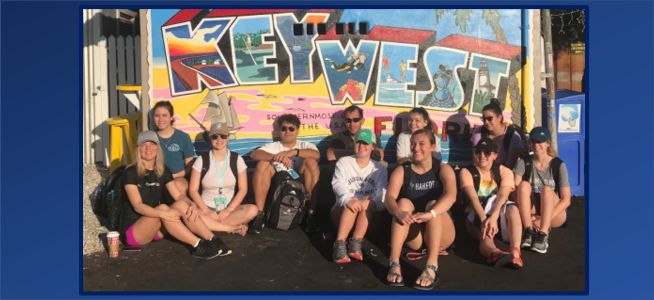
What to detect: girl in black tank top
<box><xmin>399</xmin><ymin>163</ymin><xmax>443</xmax><ymax>212</ymax></box>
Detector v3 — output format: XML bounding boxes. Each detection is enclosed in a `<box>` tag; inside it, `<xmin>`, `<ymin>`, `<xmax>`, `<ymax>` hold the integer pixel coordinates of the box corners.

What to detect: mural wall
<box><xmin>149</xmin><ymin>9</ymin><xmax>535</xmax><ymax>164</ymax></box>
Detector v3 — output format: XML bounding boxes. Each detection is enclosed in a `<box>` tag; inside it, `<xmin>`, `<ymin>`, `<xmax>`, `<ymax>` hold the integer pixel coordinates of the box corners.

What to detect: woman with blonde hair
<box><xmin>513</xmin><ymin>127</ymin><xmax>571</xmax><ymax>254</ymax></box>
<box><xmin>118</xmin><ymin>131</ymin><xmax>229</xmax><ymax>259</ymax></box>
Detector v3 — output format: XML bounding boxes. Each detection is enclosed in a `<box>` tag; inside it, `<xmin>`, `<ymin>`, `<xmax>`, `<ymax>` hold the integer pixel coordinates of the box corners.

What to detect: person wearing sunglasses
<box><xmin>330</xmin><ymin>129</ymin><xmax>388</xmax><ymax>263</ymax></box>
<box><xmin>250</xmin><ymin>114</ymin><xmax>321</xmax><ymax>233</ymax></box>
<box><xmin>118</xmin><ymin>131</ymin><xmax>229</xmax><ymax>260</ymax></box>
<box><xmin>152</xmin><ymin>101</ymin><xmax>197</xmax><ymax>197</ymax></box>
<box><xmin>470</xmin><ymin>99</ymin><xmax>523</xmax><ymax>169</ymax></box>
<box><xmin>326</xmin><ymin>105</ymin><xmax>384</xmax><ymax>164</ymax></box>
<box><xmin>384</xmin><ymin>128</ymin><xmax>456</xmax><ymax>290</ymax></box>
<box><xmin>513</xmin><ymin>127</ymin><xmax>571</xmax><ymax>254</ymax></box>
<box><xmin>460</xmin><ymin>137</ymin><xmax>523</xmax><ymax>269</ymax></box>
<box><xmin>396</xmin><ymin>107</ymin><xmax>442</xmax><ymax>165</ymax></box>
<box><xmin>188</xmin><ymin>122</ymin><xmax>258</xmax><ymax>236</ymax></box>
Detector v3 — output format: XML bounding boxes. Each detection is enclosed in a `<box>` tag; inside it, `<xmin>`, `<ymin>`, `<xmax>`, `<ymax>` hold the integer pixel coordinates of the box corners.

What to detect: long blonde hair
<box><xmin>133</xmin><ymin>143</ymin><xmax>166</xmax><ymax>177</ymax></box>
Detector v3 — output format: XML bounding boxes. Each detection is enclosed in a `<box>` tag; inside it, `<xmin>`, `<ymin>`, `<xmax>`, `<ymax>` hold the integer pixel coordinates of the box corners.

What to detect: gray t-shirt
<box><xmin>513</xmin><ymin>157</ymin><xmax>570</xmax><ymax>193</ymax></box>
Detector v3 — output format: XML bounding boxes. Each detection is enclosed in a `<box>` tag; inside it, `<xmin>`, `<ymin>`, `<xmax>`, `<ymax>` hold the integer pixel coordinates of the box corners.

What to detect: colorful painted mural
<box><xmin>149</xmin><ymin>9</ymin><xmax>535</xmax><ymax>164</ymax></box>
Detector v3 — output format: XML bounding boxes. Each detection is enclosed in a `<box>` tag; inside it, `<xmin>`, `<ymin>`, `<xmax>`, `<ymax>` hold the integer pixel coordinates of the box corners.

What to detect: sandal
<box><xmin>413</xmin><ymin>264</ymin><xmax>439</xmax><ymax>291</ymax></box>
<box><xmin>405</xmin><ymin>248</ymin><xmax>427</xmax><ymax>261</ymax></box>
<box><xmin>386</xmin><ymin>261</ymin><xmax>404</xmax><ymax>287</ymax></box>
<box><xmin>487</xmin><ymin>249</ymin><xmax>514</xmax><ymax>267</ymax></box>
<box><xmin>510</xmin><ymin>247</ymin><xmax>524</xmax><ymax>269</ymax></box>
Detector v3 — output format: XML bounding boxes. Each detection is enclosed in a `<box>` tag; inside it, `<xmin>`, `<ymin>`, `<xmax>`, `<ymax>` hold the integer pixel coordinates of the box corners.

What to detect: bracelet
<box><xmin>429</xmin><ymin>209</ymin><xmax>436</xmax><ymax>218</ymax></box>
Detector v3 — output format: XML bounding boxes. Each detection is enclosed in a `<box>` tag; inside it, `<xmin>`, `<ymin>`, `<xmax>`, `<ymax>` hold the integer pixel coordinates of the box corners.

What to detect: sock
<box><xmin>193</xmin><ymin>239</ymin><xmax>200</xmax><ymax>248</ymax></box>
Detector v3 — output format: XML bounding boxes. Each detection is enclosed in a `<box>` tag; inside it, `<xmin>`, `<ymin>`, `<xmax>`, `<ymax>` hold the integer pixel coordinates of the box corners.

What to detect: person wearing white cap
<box><xmin>118</xmin><ymin>131</ymin><xmax>230</xmax><ymax>260</ymax></box>
<box><xmin>330</xmin><ymin>129</ymin><xmax>388</xmax><ymax>264</ymax></box>
<box><xmin>188</xmin><ymin>122</ymin><xmax>258</xmax><ymax>236</ymax></box>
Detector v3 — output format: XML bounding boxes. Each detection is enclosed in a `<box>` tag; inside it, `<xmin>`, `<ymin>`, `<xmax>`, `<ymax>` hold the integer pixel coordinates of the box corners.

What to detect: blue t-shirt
<box><xmin>157</xmin><ymin>129</ymin><xmax>196</xmax><ymax>174</ymax></box>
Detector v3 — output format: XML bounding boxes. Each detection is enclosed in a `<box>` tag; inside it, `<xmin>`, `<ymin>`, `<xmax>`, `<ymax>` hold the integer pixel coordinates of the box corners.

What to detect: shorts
<box><xmin>467</xmin><ymin>200</ymin><xmax>516</xmax><ymax>242</ymax></box>
<box><xmin>124</xmin><ymin>223</ymin><xmax>163</xmax><ymax>247</ymax></box>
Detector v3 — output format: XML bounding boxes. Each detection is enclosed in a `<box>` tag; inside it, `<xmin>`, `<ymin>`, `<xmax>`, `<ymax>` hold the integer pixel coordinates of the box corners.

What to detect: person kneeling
<box><xmin>330</xmin><ymin>129</ymin><xmax>388</xmax><ymax>263</ymax></box>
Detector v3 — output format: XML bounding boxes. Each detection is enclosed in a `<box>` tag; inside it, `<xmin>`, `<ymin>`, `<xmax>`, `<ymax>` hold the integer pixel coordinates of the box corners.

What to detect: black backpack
<box><xmin>522</xmin><ymin>157</ymin><xmax>564</xmax><ymax>195</ymax></box>
<box><xmin>399</xmin><ymin>160</ymin><xmax>442</xmax><ymax>197</ymax></box>
<box><xmin>92</xmin><ymin>165</ymin><xmax>128</xmax><ymax>231</ymax></box>
<box><xmin>481</xmin><ymin>124</ymin><xmax>532</xmax><ymax>160</ymax></box>
<box><xmin>265</xmin><ymin>171</ymin><xmax>309</xmax><ymax>231</ymax></box>
<box><xmin>188</xmin><ymin>151</ymin><xmax>239</xmax><ymax>194</ymax></box>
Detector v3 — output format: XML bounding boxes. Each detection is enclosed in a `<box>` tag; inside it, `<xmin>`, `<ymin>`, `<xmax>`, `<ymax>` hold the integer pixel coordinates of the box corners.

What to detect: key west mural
<box><xmin>149</xmin><ymin>9</ymin><xmax>537</xmax><ymax>164</ymax></box>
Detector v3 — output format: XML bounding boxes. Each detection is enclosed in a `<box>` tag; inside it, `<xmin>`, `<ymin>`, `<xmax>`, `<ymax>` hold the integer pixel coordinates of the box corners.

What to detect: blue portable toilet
<box><xmin>542</xmin><ymin>89</ymin><xmax>585</xmax><ymax>196</ymax></box>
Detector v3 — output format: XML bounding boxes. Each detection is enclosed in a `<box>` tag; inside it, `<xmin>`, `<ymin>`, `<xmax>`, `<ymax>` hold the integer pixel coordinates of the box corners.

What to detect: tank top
<box><xmin>400</xmin><ymin>165</ymin><xmax>443</xmax><ymax>205</ymax></box>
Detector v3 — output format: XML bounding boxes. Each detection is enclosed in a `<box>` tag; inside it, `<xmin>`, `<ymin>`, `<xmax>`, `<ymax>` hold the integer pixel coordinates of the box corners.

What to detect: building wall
<box><xmin>147</xmin><ymin>9</ymin><xmax>539</xmax><ymax>164</ymax></box>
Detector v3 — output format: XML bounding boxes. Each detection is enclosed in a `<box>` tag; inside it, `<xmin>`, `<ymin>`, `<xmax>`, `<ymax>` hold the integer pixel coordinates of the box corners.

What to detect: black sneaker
<box><xmin>209</xmin><ymin>236</ymin><xmax>232</xmax><ymax>257</ymax></box>
<box><xmin>531</xmin><ymin>231</ymin><xmax>549</xmax><ymax>254</ymax></box>
<box><xmin>249</xmin><ymin>211</ymin><xmax>265</xmax><ymax>234</ymax></box>
<box><xmin>191</xmin><ymin>239</ymin><xmax>221</xmax><ymax>260</ymax></box>
<box><xmin>521</xmin><ymin>227</ymin><xmax>536</xmax><ymax>248</ymax></box>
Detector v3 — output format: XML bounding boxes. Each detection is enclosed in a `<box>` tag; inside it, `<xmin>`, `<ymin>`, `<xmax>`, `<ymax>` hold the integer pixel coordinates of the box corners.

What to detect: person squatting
<box><xmin>115</xmin><ymin>100</ymin><xmax>571</xmax><ymax>290</ymax></box>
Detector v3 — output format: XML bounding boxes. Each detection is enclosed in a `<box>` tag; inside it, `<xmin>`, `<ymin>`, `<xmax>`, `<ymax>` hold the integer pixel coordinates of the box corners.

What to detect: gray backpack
<box><xmin>265</xmin><ymin>171</ymin><xmax>308</xmax><ymax>231</ymax></box>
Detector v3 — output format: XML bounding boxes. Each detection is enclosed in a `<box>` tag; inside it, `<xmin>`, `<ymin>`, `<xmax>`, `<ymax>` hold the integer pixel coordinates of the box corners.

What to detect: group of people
<box><xmin>116</xmin><ymin>98</ymin><xmax>571</xmax><ymax>290</ymax></box>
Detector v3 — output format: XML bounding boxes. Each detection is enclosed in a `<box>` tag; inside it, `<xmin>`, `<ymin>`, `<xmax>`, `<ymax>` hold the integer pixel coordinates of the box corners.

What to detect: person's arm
<box><xmin>371</xmin><ymin>166</ymin><xmax>388</xmax><ymax>206</ymax></box>
<box><xmin>327</xmin><ymin>147</ymin><xmax>355</xmax><ymax>161</ymax></box>
<box><xmin>250</xmin><ymin>148</ymin><xmax>275</xmax><ymax>162</ymax></box>
<box><xmin>512</xmin><ymin>158</ymin><xmax>526</xmax><ymax>188</ymax></box>
<box><xmin>487</xmin><ymin>166</ymin><xmax>515</xmax><ymax>218</ymax></box>
<box><xmin>226</xmin><ymin>166</ymin><xmax>248</xmax><ymax>209</ymax></box>
<box><xmin>188</xmin><ymin>166</ymin><xmax>212</xmax><ymax>215</ymax></box>
<box><xmin>296</xmin><ymin>142</ymin><xmax>320</xmax><ymax>161</ymax></box>
<box><xmin>384</xmin><ymin>166</ymin><xmax>416</xmax><ymax>225</ymax></box>
<box><xmin>124</xmin><ymin>184</ymin><xmax>177</xmax><ymax>220</ymax></box>
<box><xmin>331</xmin><ymin>158</ymin><xmax>356</xmax><ymax>208</ymax></box>
<box><xmin>396</xmin><ymin>133</ymin><xmax>410</xmax><ymax>163</ymax></box>
<box><xmin>552</xmin><ymin>163</ymin><xmax>571</xmax><ymax>217</ymax></box>
<box><xmin>430</xmin><ymin>163</ymin><xmax>457</xmax><ymax>215</ymax></box>
<box><xmin>460</xmin><ymin>168</ymin><xmax>486</xmax><ymax>221</ymax></box>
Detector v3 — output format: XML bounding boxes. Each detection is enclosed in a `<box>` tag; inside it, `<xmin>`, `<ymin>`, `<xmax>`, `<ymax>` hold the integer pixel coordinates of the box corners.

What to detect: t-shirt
<box><xmin>396</xmin><ymin>131</ymin><xmax>442</xmax><ymax>161</ymax></box>
<box><xmin>470</xmin><ymin>126</ymin><xmax>522</xmax><ymax>169</ymax></box>
<box><xmin>329</xmin><ymin>130</ymin><xmax>382</xmax><ymax>161</ymax></box>
<box><xmin>157</xmin><ymin>129</ymin><xmax>196</xmax><ymax>174</ymax></box>
<box><xmin>513</xmin><ymin>157</ymin><xmax>570</xmax><ymax>193</ymax></box>
<box><xmin>331</xmin><ymin>156</ymin><xmax>388</xmax><ymax>211</ymax></box>
<box><xmin>192</xmin><ymin>152</ymin><xmax>247</xmax><ymax>211</ymax></box>
<box><xmin>258</xmin><ymin>140</ymin><xmax>318</xmax><ymax>170</ymax></box>
<box><xmin>119</xmin><ymin>165</ymin><xmax>174</xmax><ymax>232</ymax></box>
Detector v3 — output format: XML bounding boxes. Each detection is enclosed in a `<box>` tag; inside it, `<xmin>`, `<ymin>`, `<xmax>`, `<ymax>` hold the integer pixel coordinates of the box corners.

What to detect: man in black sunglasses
<box><xmin>326</xmin><ymin>105</ymin><xmax>384</xmax><ymax>164</ymax></box>
<box><xmin>250</xmin><ymin>114</ymin><xmax>321</xmax><ymax>233</ymax></box>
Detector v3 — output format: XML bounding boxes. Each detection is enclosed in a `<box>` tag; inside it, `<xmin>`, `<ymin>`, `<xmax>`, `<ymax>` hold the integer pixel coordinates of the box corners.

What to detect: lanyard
<box><xmin>210</xmin><ymin>151</ymin><xmax>229</xmax><ymax>196</ymax></box>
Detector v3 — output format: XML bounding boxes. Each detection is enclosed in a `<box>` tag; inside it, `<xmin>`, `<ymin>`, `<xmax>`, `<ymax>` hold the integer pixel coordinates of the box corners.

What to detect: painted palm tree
<box><xmin>435</xmin><ymin>9</ymin><xmax>520</xmax><ymax>120</ymax></box>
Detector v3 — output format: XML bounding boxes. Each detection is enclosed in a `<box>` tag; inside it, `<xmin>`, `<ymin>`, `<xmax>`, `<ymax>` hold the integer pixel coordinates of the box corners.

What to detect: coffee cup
<box><xmin>107</xmin><ymin>231</ymin><xmax>120</xmax><ymax>258</ymax></box>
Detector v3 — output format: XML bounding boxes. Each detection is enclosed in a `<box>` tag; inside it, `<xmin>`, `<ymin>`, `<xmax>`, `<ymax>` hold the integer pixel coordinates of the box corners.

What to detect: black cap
<box><xmin>529</xmin><ymin>126</ymin><xmax>551</xmax><ymax>143</ymax></box>
<box><xmin>475</xmin><ymin>137</ymin><xmax>498</xmax><ymax>153</ymax></box>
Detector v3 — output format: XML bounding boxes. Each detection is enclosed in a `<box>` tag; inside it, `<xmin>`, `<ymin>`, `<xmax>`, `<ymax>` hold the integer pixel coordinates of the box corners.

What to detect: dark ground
<box><xmin>83</xmin><ymin>196</ymin><xmax>585</xmax><ymax>292</ymax></box>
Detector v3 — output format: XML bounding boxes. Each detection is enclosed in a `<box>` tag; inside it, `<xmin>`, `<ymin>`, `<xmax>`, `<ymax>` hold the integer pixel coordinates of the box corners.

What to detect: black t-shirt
<box><xmin>329</xmin><ymin>130</ymin><xmax>381</xmax><ymax>161</ymax></box>
<box><xmin>119</xmin><ymin>165</ymin><xmax>174</xmax><ymax>232</ymax></box>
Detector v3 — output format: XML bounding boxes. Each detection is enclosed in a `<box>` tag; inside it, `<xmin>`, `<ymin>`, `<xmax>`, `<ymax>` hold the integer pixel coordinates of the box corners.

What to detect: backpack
<box><xmin>265</xmin><ymin>171</ymin><xmax>309</xmax><ymax>231</ymax></box>
<box><xmin>188</xmin><ymin>151</ymin><xmax>239</xmax><ymax>194</ymax></box>
<box><xmin>481</xmin><ymin>124</ymin><xmax>532</xmax><ymax>160</ymax></box>
<box><xmin>522</xmin><ymin>157</ymin><xmax>564</xmax><ymax>195</ymax></box>
<box><xmin>92</xmin><ymin>165</ymin><xmax>127</xmax><ymax>231</ymax></box>
<box><xmin>399</xmin><ymin>160</ymin><xmax>442</xmax><ymax>198</ymax></box>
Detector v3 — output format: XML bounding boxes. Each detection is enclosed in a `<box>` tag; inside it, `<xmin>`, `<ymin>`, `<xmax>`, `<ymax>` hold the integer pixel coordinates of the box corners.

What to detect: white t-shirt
<box><xmin>396</xmin><ymin>131</ymin><xmax>442</xmax><ymax>161</ymax></box>
<box><xmin>331</xmin><ymin>156</ymin><xmax>388</xmax><ymax>211</ymax></box>
<box><xmin>258</xmin><ymin>140</ymin><xmax>319</xmax><ymax>170</ymax></box>
<box><xmin>192</xmin><ymin>152</ymin><xmax>247</xmax><ymax>211</ymax></box>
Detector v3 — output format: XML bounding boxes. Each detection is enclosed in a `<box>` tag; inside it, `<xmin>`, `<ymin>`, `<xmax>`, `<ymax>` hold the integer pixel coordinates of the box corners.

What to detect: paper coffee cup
<box><xmin>107</xmin><ymin>231</ymin><xmax>120</xmax><ymax>258</ymax></box>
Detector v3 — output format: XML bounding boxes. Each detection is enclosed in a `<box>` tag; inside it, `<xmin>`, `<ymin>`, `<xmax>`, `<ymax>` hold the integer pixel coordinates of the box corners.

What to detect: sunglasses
<box><xmin>481</xmin><ymin>116</ymin><xmax>494</xmax><ymax>122</ymax></box>
<box><xmin>210</xmin><ymin>133</ymin><xmax>229</xmax><ymax>140</ymax></box>
<box><xmin>344</xmin><ymin>117</ymin><xmax>362</xmax><ymax>123</ymax></box>
<box><xmin>474</xmin><ymin>149</ymin><xmax>494</xmax><ymax>156</ymax></box>
<box><xmin>280</xmin><ymin>126</ymin><xmax>296</xmax><ymax>132</ymax></box>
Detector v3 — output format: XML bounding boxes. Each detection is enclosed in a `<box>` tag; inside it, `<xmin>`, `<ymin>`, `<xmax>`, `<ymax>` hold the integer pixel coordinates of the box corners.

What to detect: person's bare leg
<box><xmin>253</xmin><ymin>161</ymin><xmax>275</xmax><ymax>212</ymax></box>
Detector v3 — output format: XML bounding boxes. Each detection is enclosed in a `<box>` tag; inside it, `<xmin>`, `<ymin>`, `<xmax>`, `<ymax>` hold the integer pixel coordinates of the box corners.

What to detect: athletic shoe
<box><xmin>248</xmin><ymin>211</ymin><xmax>265</xmax><ymax>234</ymax></box>
<box><xmin>347</xmin><ymin>238</ymin><xmax>364</xmax><ymax>261</ymax></box>
<box><xmin>209</xmin><ymin>236</ymin><xmax>232</xmax><ymax>257</ymax></box>
<box><xmin>521</xmin><ymin>227</ymin><xmax>536</xmax><ymax>248</ymax></box>
<box><xmin>531</xmin><ymin>231</ymin><xmax>549</xmax><ymax>254</ymax></box>
<box><xmin>191</xmin><ymin>239</ymin><xmax>221</xmax><ymax>260</ymax></box>
<box><xmin>333</xmin><ymin>240</ymin><xmax>351</xmax><ymax>263</ymax></box>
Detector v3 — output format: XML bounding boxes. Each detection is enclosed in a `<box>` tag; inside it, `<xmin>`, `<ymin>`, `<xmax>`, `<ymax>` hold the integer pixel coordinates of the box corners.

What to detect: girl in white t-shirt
<box><xmin>331</xmin><ymin>129</ymin><xmax>388</xmax><ymax>264</ymax></box>
<box><xmin>189</xmin><ymin>123</ymin><xmax>258</xmax><ymax>236</ymax></box>
<box><xmin>396</xmin><ymin>107</ymin><xmax>442</xmax><ymax>165</ymax></box>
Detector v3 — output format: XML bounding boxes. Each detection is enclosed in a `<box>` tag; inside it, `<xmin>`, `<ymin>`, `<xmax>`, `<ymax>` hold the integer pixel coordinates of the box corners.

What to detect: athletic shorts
<box><xmin>124</xmin><ymin>223</ymin><xmax>163</xmax><ymax>247</ymax></box>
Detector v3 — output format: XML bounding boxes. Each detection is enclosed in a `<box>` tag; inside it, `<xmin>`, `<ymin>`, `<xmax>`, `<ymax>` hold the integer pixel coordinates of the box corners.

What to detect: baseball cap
<box><xmin>355</xmin><ymin>129</ymin><xmax>374</xmax><ymax>145</ymax></box>
<box><xmin>529</xmin><ymin>126</ymin><xmax>551</xmax><ymax>143</ymax></box>
<box><xmin>138</xmin><ymin>131</ymin><xmax>159</xmax><ymax>146</ymax></box>
<box><xmin>474</xmin><ymin>137</ymin><xmax>498</xmax><ymax>153</ymax></box>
